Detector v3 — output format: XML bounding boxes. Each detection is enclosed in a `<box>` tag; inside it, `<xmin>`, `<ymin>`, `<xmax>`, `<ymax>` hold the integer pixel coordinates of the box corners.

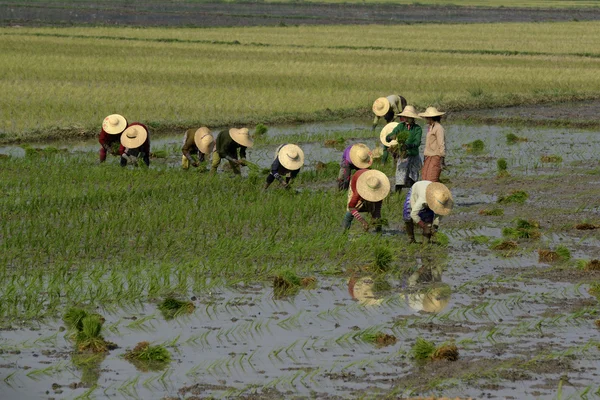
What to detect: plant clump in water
<box><xmin>462</xmin><ymin>139</ymin><xmax>485</xmax><ymax>152</ymax></box>
<box><xmin>124</xmin><ymin>341</ymin><xmax>171</xmax><ymax>372</ymax></box>
<box><xmin>158</xmin><ymin>297</ymin><xmax>195</xmax><ymax>320</ymax></box>
<box><xmin>540</xmin><ymin>155</ymin><xmax>562</xmax><ymax>163</ymax></box>
<box><xmin>575</xmin><ymin>223</ymin><xmax>599</xmax><ymax>230</ymax></box>
<box><xmin>412</xmin><ymin>337</ymin><xmax>458</xmax><ymax>361</ymax></box>
<box><xmin>479</xmin><ymin>208</ymin><xmax>504</xmax><ymax>216</ymax></box>
<box><xmin>497</xmin><ymin>190</ymin><xmax>528</xmax><ymax>204</ymax></box>
<box><xmin>497</xmin><ymin>158</ymin><xmax>510</xmax><ymax>178</ymax></box>
<box><xmin>359</xmin><ymin>330</ymin><xmax>397</xmax><ymax>347</ymax></box>
<box><xmin>432</xmin><ymin>344</ymin><xmax>460</xmax><ymax>361</ymax></box>
<box><xmin>273</xmin><ymin>270</ymin><xmax>316</xmax><ymax>297</ymax></box>
<box><xmin>254</xmin><ymin>123</ymin><xmax>268</xmax><ymax>136</ymax></box>
<box><xmin>538</xmin><ymin>246</ymin><xmax>570</xmax><ymax>263</ymax></box>
<box><xmin>502</xmin><ymin>219</ymin><xmax>541</xmax><ymax>240</ymax></box>
<box><xmin>374</xmin><ymin>246</ymin><xmax>393</xmax><ymax>272</ymax></box>
<box><xmin>506</xmin><ymin>133</ymin><xmax>528</xmax><ymax>144</ymax></box>
<box><xmin>470</xmin><ymin>235</ymin><xmax>490</xmax><ymax>244</ymax></box>
<box><xmin>584</xmin><ymin>259</ymin><xmax>600</xmax><ymax>271</ymax></box>
<box><xmin>75</xmin><ymin>315</ymin><xmax>116</xmax><ymax>353</ymax></box>
<box><xmin>491</xmin><ymin>240</ymin><xmax>518</xmax><ymax>251</ymax></box>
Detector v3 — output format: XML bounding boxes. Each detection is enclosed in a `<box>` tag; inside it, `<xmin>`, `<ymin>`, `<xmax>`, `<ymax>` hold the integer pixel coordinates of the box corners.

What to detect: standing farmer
<box><xmin>210</xmin><ymin>128</ymin><xmax>253</xmax><ymax>175</ymax></box>
<box><xmin>181</xmin><ymin>127</ymin><xmax>215</xmax><ymax>170</ymax></box>
<box><xmin>403</xmin><ymin>181</ymin><xmax>453</xmax><ymax>244</ymax></box>
<box><xmin>337</xmin><ymin>143</ymin><xmax>373</xmax><ymax>191</ymax></box>
<box><xmin>120</xmin><ymin>123</ymin><xmax>150</xmax><ymax>167</ymax></box>
<box><xmin>419</xmin><ymin>107</ymin><xmax>446</xmax><ymax>182</ymax></box>
<box><xmin>265</xmin><ymin>144</ymin><xmax>305</xmax><ymax>190</ymax></box>
<box><xmin>385</xmin><ymin>105</ymin><xmax>423</xmax><ymax>196</ymax></box>
<box><xmin>371</xmin><ymin>95</ymin><xmax>407</xmax><ymax>131</ymax></box>
<box><xmin>99</xmin><ymin>114</ymin><xmax>127</xmax><ymax>162</ymax></box>
<box><xmin>342</xmin><ymin>169</ymin><xmax>390</xmax><ymax>233</ymax></box>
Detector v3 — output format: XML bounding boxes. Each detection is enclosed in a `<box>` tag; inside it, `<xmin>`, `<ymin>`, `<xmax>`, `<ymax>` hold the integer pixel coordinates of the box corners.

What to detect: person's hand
<box><xmin>192</xmin><ymin>162</ymin><xmax>199</xmax><ymax>168</ymax></box>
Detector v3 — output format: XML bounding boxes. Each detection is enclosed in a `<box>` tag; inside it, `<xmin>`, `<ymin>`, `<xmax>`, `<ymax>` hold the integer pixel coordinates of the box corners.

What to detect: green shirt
<box><xmin>215</xmin><ymin>130</ymin><xmax>247</xmax><ymax>160</ymax></box>
<box><xmin>387</xmin><ymin>123</ymin><xmax>422</xmax><ymax>157</ymax></box>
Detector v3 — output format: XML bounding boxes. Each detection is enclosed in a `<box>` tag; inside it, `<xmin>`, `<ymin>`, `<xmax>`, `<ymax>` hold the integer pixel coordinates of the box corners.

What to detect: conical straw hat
<box><xmin>349</xmin><ymin>143</ymin><xmax>373</xmax><ymax>169</ymax></box>
<box><xmin>229</xmin><ymin>127</ymin><xmax>253</xmax><ymax>148</ymax></box>
<box><xmin>425</xmin><ymin>182</ymin><xmax>454</xmax><ymax>216</ymax></box>
<box><xmin>120</xmin><ymin>125</ymin><xmax>148</xmax><ymax>149</ymax></box>
<box><xmin>396</xmin><ymin>105</ymin><xmax>422</xmax><ymax>119</ymax></box>
<box><xmin>408</xmin><ymin>285</ymin><xmax>451</xmax><ymax>313</ymax></box>
<box><xmin>356</xmin><ymin>169</ymin><xmax>390</xmax><ymax>202</ymax></box>
<box><xmin>102</xmin><ymin>114</ymin><xmax>127</xmax><ymax>135</ymax></box>
<box><xmin>372</xmin><ymin>97</ymin><xmax>390</xmax><ymax>117</ymax></box>
<box><xmin>418</xmin><ymin>106</ymin><xmax>446</xmax><ymax>118</ymax></box>
<box><xmin>194</xmin><ymin>127</ymin><xmax>214</xmax><ymax>154</ymax></box>
<box><xmin>349</xmin><ymin>277</ymin><xmax>383</xmax><ymax>306</ymax></box>
<box><xmin>380</xmin><ymin>122</ymin><xmax>399</xmax><ymax>147</ymax></box>
<box><xmin>277</xmin><ymin>144</ymin><xmax>304</xmax><ymax>170</ymax></box>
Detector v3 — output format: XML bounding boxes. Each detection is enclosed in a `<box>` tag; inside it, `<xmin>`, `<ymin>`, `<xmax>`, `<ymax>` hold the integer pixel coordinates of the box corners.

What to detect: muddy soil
<box><xmin>2</xmin><ymin>1</ymin><xmax>600</xmax><ymax>27</ymax></box>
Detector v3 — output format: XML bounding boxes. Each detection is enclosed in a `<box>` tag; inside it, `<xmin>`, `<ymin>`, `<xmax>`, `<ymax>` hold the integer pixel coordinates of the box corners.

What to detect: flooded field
<box><xmin>1</xmin><ymin>121</ymin><xmax>599</xmax><ymax>399</ymax></box>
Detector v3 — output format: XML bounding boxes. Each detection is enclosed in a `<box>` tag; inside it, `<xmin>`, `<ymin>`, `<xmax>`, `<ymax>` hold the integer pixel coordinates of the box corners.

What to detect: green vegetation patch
<box><xmin>498</xmin><ymin>190</ymin><xmax>528</xmax><ymax>204</ymax></box>
<box><xmin>502</xmin><ymin>218</ymin><xmax>541</xmax><ymax>240</ymax></box>
<box><xmin>479</xmin><ymin>208</ymin><xmax>504</xmax><ymax>216</ymax></box>
<box><xmin>124</xmin><ymin>341</ymin><xmax>171</xmax><ymax>372</ymax></box>
<box><xmin>158</xmin><ymin>297</ymin><xmax>195</xmax><ymax>320</ymax></box>
<box><xmin>506</xmin><ymin>133</ymin><xmax>528</xmax><ymax>144</ymax></box>
<box><xmin>412</xmin><ymin>337</ymin><xmax>459</xmax><ymax>362</ymax></box>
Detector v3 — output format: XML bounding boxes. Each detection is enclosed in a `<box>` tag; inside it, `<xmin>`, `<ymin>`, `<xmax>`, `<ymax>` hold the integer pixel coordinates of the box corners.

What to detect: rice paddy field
<box><xmin>1</xmin><ymin>3</ymin><xmax>600</xmax><ymax>399</ymax></box>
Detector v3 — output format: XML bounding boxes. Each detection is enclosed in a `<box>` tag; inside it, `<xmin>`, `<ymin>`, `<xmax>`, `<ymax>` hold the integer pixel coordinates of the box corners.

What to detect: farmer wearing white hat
<box><xmin>418</xmin><ymin>107</ymin><xmax>446</xmax><ymax>182</ymax></box>
<box><xmin>342</xmin><ymin>169</ymin><xmax>390</xmax><ymax>232</ymax></box>
<box><xmin>99</xmin><ymin>114</ymin><xmax>127</xmax><ymax>162</ymax></box>
<box><xmin>264</xmin><ymin>144</ymin><xmax>305</xmax><ymax>190</ymax></box>
<box><xmin>210</xmin><ymin>128</ymin><xmax>253</xmax><ymax>175</ymax></box>
<box><xmin>384</xmin><ymin>105</ymin><xmax>423</xmax><ymax>196</ymax></box>
<box><xmin>120</xmin><ymin>122</ymin><xmax>150</xmax><ymax>167</ymax></box>
<box><xmin>371</xmin><ymin>95</ymin><xmax>407</xmax><ymax>131</ymax></box>
<box><xmin>403</xmin><ymin>180</ymin><xmax>453</xmax><ymax>244</ymax></box>
<box><xmin>181</xmin><ymin>127</ymin><xmax>215</xmax><ymax>170</ymax></box>
<box><xmin>337</xmin><ymin>143</ymin><xmax>373</xmax><ymax>191</ymax></box>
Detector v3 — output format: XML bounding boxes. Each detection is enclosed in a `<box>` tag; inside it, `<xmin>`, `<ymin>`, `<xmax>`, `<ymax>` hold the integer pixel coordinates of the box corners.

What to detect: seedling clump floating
<box><xmin>158</xmin><ymin>297</ymin><xmax>195</xmax><ymax>320</ymax></box>
<box><xmin>254</xmin><ymin>123</ymin><xmax>268</xmax><ymax>136</ymax></box>
<box><xmin>497</xmin><ymin>158</ymin><xmax>510</xmax><ymax>178</ymax></box>
<box><xmin>575</xmin><ymin>223</ymin><xmax>599</xmax><ymax>230</ymax></box>
<box><xmin>502</xmin><ymin>219</ymin><xmax>541</xmax><ymax>239</ymax></box>
<box><xmin>506</xmin><ymin>133</ymin><xmax>528</xmax><ymax>144</ymax></box>
<box><xmin>412</xmin><ymin>337</ymin><xmax>458</xmax><ymax>361</ymax></box>
<box><xmin>540</xmin><ymin>155</ymin><xmax>562</xmax><ymax>163</ymax></box>
<box><xmin>463</xmin><ymin>139</ymin><xmax>485</xmax><ymax>152</ymax></box>
<box><xmin>584</xmin><ymin>259</ymin><xmax>600</xmax><ymax>271</ymax></box>
<box><xmin>497</xmin><ymin>190</ymin><xmax>528</xmax><ymax>204</ymax></box>
<box><xmin>479</xmin><ymin>208</ymin><xmax>504</xmax><ymax>216</ymax></box>
<box><xmin>124</xmin><ymin>341</ymin><xmax>171</xmax><ymax>372</ymax></box>
<box><xmin>359</xmin><ymin>330</ymin><xmax>397</xmax><ymax>348</ymax></box>
<box><xmin>273</xmin><ymin>270</ymin><xmax>317</xmax><ymax>297</ymax></box>
<box><xmin>538</xmin><ymin>246</ymin><xmax>570</xmax><ymax>263</ymax></box>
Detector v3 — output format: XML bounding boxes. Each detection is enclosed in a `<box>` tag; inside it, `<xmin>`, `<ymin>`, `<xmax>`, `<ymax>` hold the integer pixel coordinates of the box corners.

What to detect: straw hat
<box><xmin>120</xmin><ymin>125</ymin><xmax>148</xmax><ymax>149</ymax></box>
<box><xmin>356</xmin><ymin>170</ymin><xmax>390</xmax><ymax>202</ymax></box>
<box><xmin>229</xmin><ymin>127</ymin><xmax>253</xmax><ymax>148</ymax></box>
<box><xmin>194</xmin><ymin>127</ymin><xmax>214</xmax><ymax>154</ymax></box>
<box><xmin>396</xmin><ymin>105</ymin><xmax>422</xmax><ymax>119</ymax></box>
<box><xmin>425</xmin><ymin>182</ymin><xmax>454</xmax><ymax>216</ymax></box>
<box><xmin>372</xmin><ymin>97</ymin><xmax>390</xmax><ymax>117</ymax></box>
<box><xmin>349</xmin><ymin>143</ymin><xmax>373</xmax><ymax>169</ymax></box>
<box><xmin>102</xmin><ymin>114</ymin><xmax>127</xmax><ymax>135</ymax></box>
<box><xmin>348</xmin><ymin>277</ymin><xmax>383</xmax><ymax>306</ymax></box>
<box><xmin>277</xmin><ymin>144</ymin><xmax>304</xmax><ymax>171</ymax></box>
<box><xmin>418</xmin><ymin>106</ymin><xmax>446</xmax><ymax>118</ymax></box>
<box><xmin>407</xmin><ymin>284</ymin><xmax>451</xmax><ymax>313</ymax></box>
<box><xmin>380</xmin><ymin>122</ymin><xmax>399</xmax><ymax>147</ymax></box>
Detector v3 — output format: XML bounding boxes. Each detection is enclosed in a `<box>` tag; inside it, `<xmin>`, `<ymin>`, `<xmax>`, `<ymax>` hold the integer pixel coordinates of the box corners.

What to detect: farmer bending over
<box><xmin>99</xmin><ymin>114</ymin><xmax>127</xmax><ymax>162</ymax></box>
<box><xmin>337</xmin><ymin>143</ymin><xmax>373</xmax><ymax>191</ymax></box>
<box><xmin>403</xmin><ymin>181</ymin><xmax>453</xmax><ymax>244</ymax></box>
<box><xmin>371</xmin><ymin>95</ymin><xmax>407</xmax><ymax>131</ymax></box>
<box><xmin>181</xmin><ymin>127</ymin><xmax>214</xmax><ymax>170</ymax></box>
<box><xmin>342</xmin><ymin>169</ymin><xmax>390</xmax><ymax>233</ymax></box>
<box><xmin>120</xmin><ymin>123</ymin><xmax>150</xmax><ymax>167</ymax></box>
<box><xmin>210</xmin><ymin>128</ymin><xmax>253</xmax><ymax>175</ymax></box>
<box><xmin>265</xmin><ymin>144</ymin><xmax>304</xmax><ymax>190</ymax></box>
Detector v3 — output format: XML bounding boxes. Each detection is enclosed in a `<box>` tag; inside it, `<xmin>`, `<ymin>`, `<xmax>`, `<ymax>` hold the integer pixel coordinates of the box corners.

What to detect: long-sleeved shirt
<box><xmin>122</xmin><ymin>122</ymin><xmax>150</xmax><ymax>166</ymax></box>
<box><xmin>347</xmin><ymin>169</ymin><xmax>382</xmax><ymax>218</ymax></box>
<box><xmin>387</xmin><ymin>123</ymin><xmax>422</xmax><ymax>157</ymax></box>
<box><xmin>409</xmin><ymin>180</ymin><xmax>441</xmax><ymax>226</ymax></box>
<box><xmin>99</xmin><ymin>128</ymin><xmax>121</xmax><ymax>150</ymax></box>
<box><xmin>423</xmin><ymin>122</ymin><xmax>446</xmax><ymax>157</ymax></box>
<box><xmin>181</xmin><ymin>128</ymin><xmax>212</xmax><ymax>162</ymax></box>
<box><xmin>215</xmin><ymin>130</ymin><xmax>246</xmax><ymax>161</ymax></box>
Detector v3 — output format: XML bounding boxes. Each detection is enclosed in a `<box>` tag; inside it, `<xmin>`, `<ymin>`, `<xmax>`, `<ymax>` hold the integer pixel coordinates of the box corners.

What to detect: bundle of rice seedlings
<box><xmin>150</xmin><ymin>150</ymin><xmax>168</xmax><ymax>159</ymax></box>
<box><xmin>588</xmin><ymin>283</ymin><xmax>600</xmax><ymax>298</ymax></box>
<box><xmin>254</xmin><ymin>123</ymin><xmax>268</xmax><ymax>136</ymax></box>
<box><xmin>503</xmin><ymin>219</ymin><xmax>541</xmax><ymax>240</ymax></box>
<box><xmin>158</xmin><ymin>297</ymin><xmax>195</xmax><ymax>320</ymax></box>
<box><xmin>540</xmin><ymin>155</ymin><xmax>562</xmax><ymax>163</ymax></box>
<box><xmin>555</xmin><ymin>245</ymin><xmax>571</xmax><ymax>260</ymax></box>
<box><xmin>124</xmin><ymin>341</ymin><xmax>171</xmax><ymax>372</ymax></box>
<box><xmin>359</xmin><ymin>330</ymin><xmax>397</xmax><ymax>348</ymax></box>
<box><xmin>470</xmin><ymin>235</ymin><xmax>490</xmax><ymax>244</ymax></box>
<box><xmin>374</xmin><ymin>246</ymin><xmax>393</xmax><ymax>272</ymax></box>
<box><xmin>584</xmin><ymin>259</ymin><xmax>600</xmax><ymax>271</ymax></box>
<box><xmin>595</xmin><ymin>320</ymin><xmax>600</xmax><ymax>328</ymax></box>
<box><xmin>432</xmin><ymin>231</ymin><xmax>449</xmax><ymax>246</ymax></box>
<box><xmin>300</xmin><ymin>276</ymin><xmax>317</xmax><ymax>288</ymax></box>
<box><xmin>479</xmin><ymin>208</ymin><xmax>504</xmax><ymax>216</ymax></box>
<box><xmin>76</xmin><ymin>315</ymin><xmax>112</xmax><ymax>353</ymax></box>
<box><xmin>575</xmin><ymin>223</ymin><xmax>599</xmax><ymax>230</ymax></box>
<box><xmin>462</xmin><ymin>139</ymin><xmax>485</xmax><ymax>152</ymax></box>
<box><xmin>63</xmin><ymin>307</ymin><xmax>89</xmax><ymax>333</ymax></box>
<box><xmin>491</xmin><ymin>240</ymin><xmax>518</xmax><ymax>251</ymax></box>
<box><xmin>412</xmin><ymin>337</ymin><xmax>436</xmax><ymax>360</ymax></box>
<box><xmin>432</xmin><ymin>344</ymin><xmax>459</xmax><ymax>361</ymax></box>
<box><xmin>538</xmin><ymin>249</ymin><xmax>559</xmax><ymax>262</ymax></box>
<box><xmin>506</xmin><ymin>133</ymin><xmax>528</xmax><ymax>144</ymax></box>
<box><xmin>497</xmin><ymin>190</ymin><xmax>528</xmax><ymax>204</ymax></box>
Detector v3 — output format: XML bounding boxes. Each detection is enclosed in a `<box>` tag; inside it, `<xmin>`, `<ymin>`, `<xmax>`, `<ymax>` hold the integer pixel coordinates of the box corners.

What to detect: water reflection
<box><xmin>348</xmin><ymin>276</ymin><xmax>385</xmax><ymax>306</ymax></box>
<box><xmin>403</xmin><ymin>254</ymin><xmax>452</xmax><ymax>314</ymax></box>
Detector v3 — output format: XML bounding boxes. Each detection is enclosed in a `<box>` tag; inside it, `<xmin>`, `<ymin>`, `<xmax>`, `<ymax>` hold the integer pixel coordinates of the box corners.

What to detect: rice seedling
<box><xmin>76</xmin><ymin>314</ymin><xmax>115</xmax><ymax>353</ymax></box>
<box><xmin>479</xmin><ymin>208</ymin><xmax>504</xmax><ymax>216</ymax></box>
<box><xmin>432</xmin><ymin>231</ymin><xmax>450</xmax><ymax>246</ymax></box>
<box><xmin>584</xmin><ymin>260</ymin><xmax>600</xmax><ymax>271</ymax></box>
<box><xmin>538</xmin><ymin>245</ymin><xmax>571</xmax><ymax>263</ymax></box>
<box><xmin>157</xmin><ymin>297</ymin><xmax>195</xmax><ymax>320</ymax></box>
<box><xmin>462</xmin><ymin>139</ymin><xmax>485</xmax><ymax>153</ymax></box>
<box><xmin>411</xmin><ymin>337</ymin><xmax>437</xmax><ymax>360</ymax></box>
<box><xmin>496</xmin><ymin>158</ymin><xmax>510</xmax><ymax>178</ymax></box>
<box><xmin>124</xmin><ymin>341</ymin><xmax>171</xmax><ymax>372</ymax></box>
<box><xmin>497</xmin><ymin>190</ymin><xmax>529</xmax><ymax>204</ymax></box>
<box><xmin>540</xmin><ymin>155</ymin><xmax>563</xmax><ymax>163</ymax></box>
<box><xmin>575</xmin><ymin>223</ymin><xmax>599</xmax><ymax>230</ymax></box>
<box><xmin>373</xmin><ymin>246</ymin><xmax>393</xmax><ymax>272</ymax></box>
<box><xmin>469</xmin><ymin>235</ymin><xmax>490</xmax><ymax>244</ymax></box>
<box><xmin>491</xmin><ymin>240</ymin><xmax>519</xmax><ymax>251</ymax></box>
<box><xmin>357</xmin><ymin>330</ymin><xmax>397</xmax><ymax>348</ymax></box>
<box><xmin>502</xmin><ymin>218</ymin><xmax>541</xmax><ymax>239</ymax></box>
<box><xmin>254</xmin><ymin>123</ymin><xmax>268</xmax><ymax>136</ymax></box>
<box><xmin>273</xmin><ymin>270</ymin><xmax>316</xmax><ymax>297</ymax></box>
<box><xmin>506</xmin><ymin>133</ymin><xmax>528</xmax><ymax>144</ymax></box>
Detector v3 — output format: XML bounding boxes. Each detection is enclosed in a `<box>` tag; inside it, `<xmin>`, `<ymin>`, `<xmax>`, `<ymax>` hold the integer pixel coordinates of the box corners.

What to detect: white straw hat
<box><xmin>229</xmin><ymin>128</ymin><xmax>253</xmax><ymax>148</ymax></box>
<box><xmin>380</xmin><ymin>122</ymin><xmax>399</xmax><ymax>147</ymax></box>
<box><xmin>425</xmin><ymin>182</ymin><xmax>454</xmax><ymax>216</ymax></box>
<box><xmin>349</xmin><ymin>143</ymin><xmax>373</xmax><ymax>169</ymax></box>
<box><xmin>418</xmin><ymin>106</ymin><xmax>446</xmax><ymax>118</ymax></box>
<box><xmin>349</xmin><ymin>277</ymin><xmax>383</xmax><ymax>306</ymax></box>
<box><xmin>396</xmin><ymin>105</ymin><xmax>422</xmax><ymax>119</ymax></box>
<box><xmin>356</xmin><ymin>169</ymin><xmax>390</xmax><ymax>202</ymax></box>
<box><xmin>194</xmin><ymin>127</ymin><xmax>214</xmax><ymax>154</ymax></box>
<box><xmin>372</xmin><ymin>97</ymin><xmax>390</xmax><ymax>117</ymax></box>
<box><xmin>120</xmin><ymin>125</ymin><xmax>148</xmax><ymax>149</ymax></box>
<box><xmin>102</xmin><ymin>114</ymin><xmax>127</xmax><ymax>135</ymax></box>
<box><xmin>277</xmin><ymin>144</ymin><xmax>304</xmax><ymax>170</ymax></box>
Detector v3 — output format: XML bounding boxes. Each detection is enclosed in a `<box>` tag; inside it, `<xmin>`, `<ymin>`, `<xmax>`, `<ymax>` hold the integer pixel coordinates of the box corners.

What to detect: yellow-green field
<box><xmin>2</xmin><ymin>21</ymin><xmax>600</xmax><ymax>140</ymax></box>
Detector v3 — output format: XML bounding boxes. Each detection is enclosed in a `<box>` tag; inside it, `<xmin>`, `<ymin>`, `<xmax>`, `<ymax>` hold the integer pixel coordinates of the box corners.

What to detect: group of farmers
<box><xmin>98</xmin><ymin>94</ymin><xmax>453</xmax><ymax>244</ymax></box>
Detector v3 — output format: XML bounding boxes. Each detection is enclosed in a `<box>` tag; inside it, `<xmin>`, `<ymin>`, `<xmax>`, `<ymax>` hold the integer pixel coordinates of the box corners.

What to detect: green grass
<box><xmin>3</xmin><ymin>21</ymin><xmax>600</xmax><ymax>140</ymax></box>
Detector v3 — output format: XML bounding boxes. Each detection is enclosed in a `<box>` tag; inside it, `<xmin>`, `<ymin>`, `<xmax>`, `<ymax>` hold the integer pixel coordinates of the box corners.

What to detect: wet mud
<box><xmin>3</xmin><ymin>1</ymin><xmax>600</xmax><ymax>27</ymax></box>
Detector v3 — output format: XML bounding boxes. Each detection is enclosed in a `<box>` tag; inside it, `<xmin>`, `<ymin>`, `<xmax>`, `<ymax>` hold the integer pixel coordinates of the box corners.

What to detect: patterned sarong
<box><xmin>396</xmin><ymin>154</ymin><xmax>422</xmax><ymax>186</ymax></box>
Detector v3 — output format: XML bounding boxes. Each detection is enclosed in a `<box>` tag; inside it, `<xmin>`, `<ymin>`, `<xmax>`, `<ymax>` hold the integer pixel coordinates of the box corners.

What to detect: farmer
<box><xmin>98</xmin><ymin>114</ymin><xmax>127</xmax><ymax>162</ymax></box>
<box><xmin>385</xmin><ymin>105</ymin><xmax>423</xmax><ymax>196</ymax></box>
<box><xmin>210</xmin><ymin>128</ymin><xmax>253</xmax><ymax>175</ymax></box>
<box><xmin>337</xmin><ymin>143</ymin><xmax>373</xmax><ymax>191</ymax></box>
<box><xmin>379</xmin><ymin>120</ymin><xmax>403</xmax><ymax>165</ymax></box>
<box><xmin>120</xmin><ymin>122</ymin><xmax>150</xmax><ymax>167</ymax></box>
<box><xmin>403</xmin><ymin>181</ymin><xmax>453</xmax><ymax>244</ymax></box>
<box><xmin>342</xmin><ymin>169</ymin><xmax>390</xmax><ymax>233</ymax></box>
<box><xmin>371</xmin><ymin>95</ymin><xmax>407</xmax><ymax>131</ymax></box>
<box><xmin>264</xmin><ymin>144</ymin><xmax>304</xmax><ymax>190</ymax></box>
<box><xmin>419</xmin><ymin>107</ymin><xmax>446</xmax><ymax>182</ymax></box>
<box><xmin>181</xmin><ymin>127</ymin><xmax>215</xmax><ymax>170</ymax></box>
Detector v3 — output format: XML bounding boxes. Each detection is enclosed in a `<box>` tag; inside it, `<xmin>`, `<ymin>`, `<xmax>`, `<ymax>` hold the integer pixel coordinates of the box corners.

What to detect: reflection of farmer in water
<box><xmin>348</xmin><ymin>276</ymin><xmax>384</xmax><ymax>306</ymax></box>
<box><xmin>403</xmin><ymin>181</ymin><xmax>453</xmax><ymax>244</ymax></box>
<box><xmin>404</xmin><ymin>255</ymin><xmax>452</xmax><ymax>313</ymax></box>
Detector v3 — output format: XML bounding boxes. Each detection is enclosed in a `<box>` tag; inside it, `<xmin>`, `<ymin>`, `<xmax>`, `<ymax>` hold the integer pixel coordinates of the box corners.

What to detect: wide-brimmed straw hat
<box><xmin>278</xmin><ymin>144</ymin><xmax>304</xmax><ymax>170</ymax></box>
<box><xmin>408</xmin><ymin>284</ymin><xmax>451</xmax><ymax>313</ymax></box>
<box><xmin>348</xmin><ymin>277</ymin><xmax>383</xmax><ymax>306</ymax></box>
<box><xmin>194</xmin><ymin>127</ymin><xmax>214</xmax><ymax>154</ymax></box>
<box><xmin>349</xmin><ymin>143</ymin><xmax>373</xmax><ymax>169</ymax></box>
<box><xmin>229</xmin><ymin>128</ymin><xmax>253</xmax><ymax>148</ymax></box>
<box><xmin>372</xmin><ymin>97</ymin><xmax>390</xmax><ymax>117</ymax></box>
<box><xmin>418</xmin><ymin>106</ymin><xmax>446</xmax><ymax>118</ymax></box>
<box><xmin>120</xmin><ymin>125</ymin><xmax>148</xmax><ymax>149</ymax></box>
<box><xmin>380</xmin><ymin>122</ymin><xmax>399</xmax><ymax>147</ymax></box>
<box><xmin>396</xmin><ymin>105</ymin><xmax>422</xmax><ymax>119</ymax></box>
<box><xmin>356</xmin><ymin>169</ymin><xmax>390</xmax><ymax>202</ymax></box>
<box><xmin>425</xmin><ymin>182</ymin><xmax>454</xmax><ymax>216</ymax></box>
<box><xmin>102</xmin><ymin>114</ymin><xmax>127</xmax><ymax>135</ymax></box>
